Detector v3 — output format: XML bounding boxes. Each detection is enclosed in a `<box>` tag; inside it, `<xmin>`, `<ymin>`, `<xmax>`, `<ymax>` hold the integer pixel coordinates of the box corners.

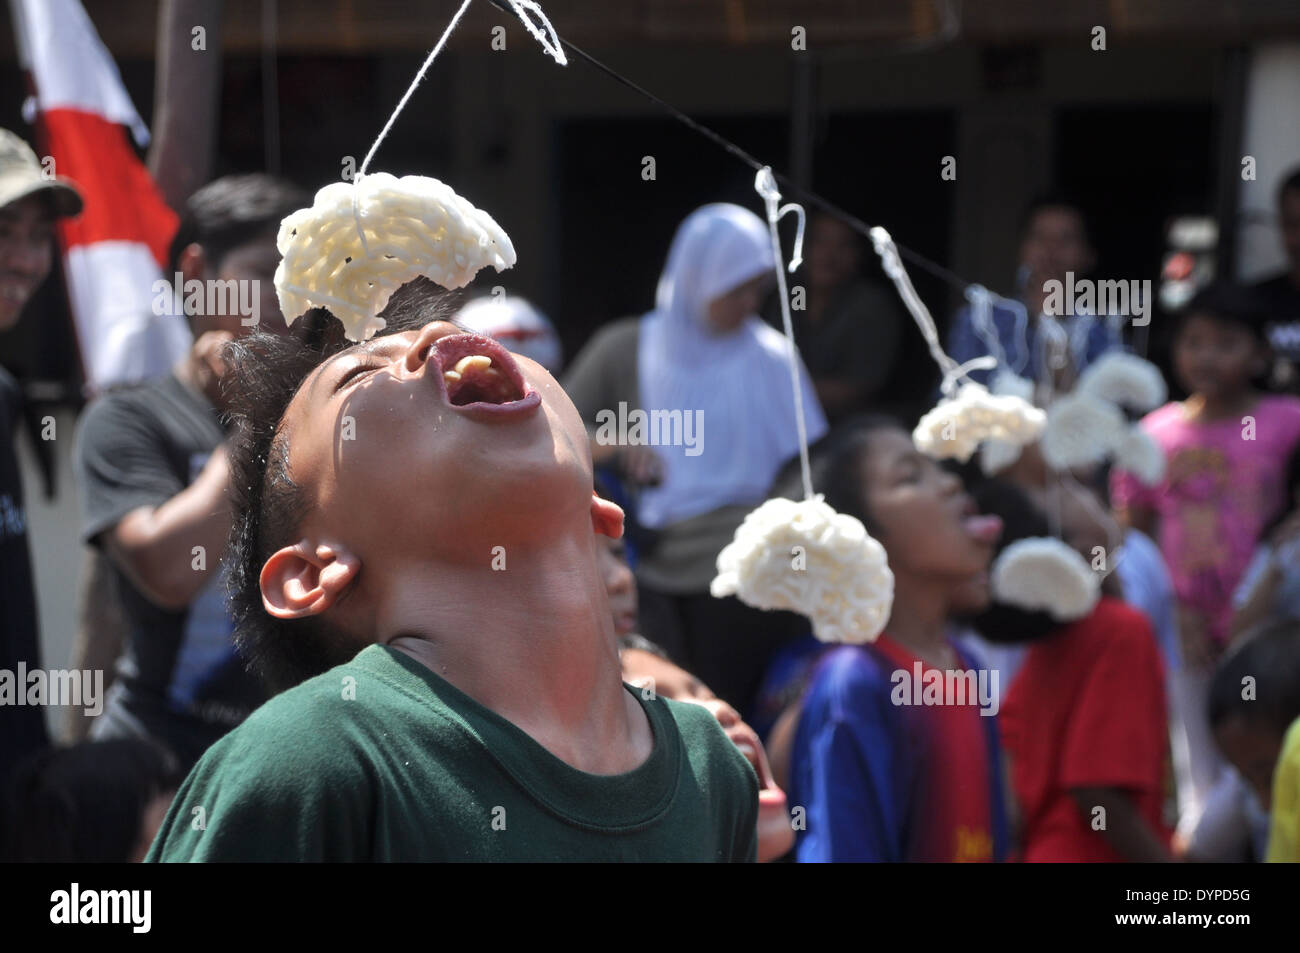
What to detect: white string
<box><xmin>1033</xmin><ymin>312</ymin><xmax>1066</xmax><ymax>531</ymax></box>
<box><xmin>969</xmin><ymin>283</ymin><xmax>1036</xmax><ymax>381</ymax></box>
<box><xmin>940</xmin><ymin>355</ymin><xmax>998</xmax><ymax>396</ymax></box>
<box><xmin>358</xmin><ymin>0</ymin><xmax>475</xmax><ymax>178</ymax></box>
<box><xmin>966</xmin><ymin>284</ymin><xmax>1009</xmax><ymax>371</ymax></box>
<box><xmin>779</xmin><ymin>201</ymin><xmax>807</xmax><ymax>273</ymax></box>
<box><xmin>755</xmin><ymin>167</ymin><xmax>814</xmax><ymax>501</ymax></box>
<box><xmin>351</xmin><ymin>177</ymin><xmax>373</xmax><ymax>259</ymax></box>
<box><xmin>502</xmin><ymin>0</ymin><xmax>567</xmax><ymax>65</ymax></box>
<box><xmin>348</xmin><ymin>0</ymin><xmax>568</xmax><ymax>261</ymax></box>
<box><xmin>991</xmin><ymin>290</ymin><xmax>1032</xmax><ymax>374</ymax></box>
<box><xmin>870</xmin><ymin>226</ymin><xmax>988</xmax><ymax>398</ymax></box>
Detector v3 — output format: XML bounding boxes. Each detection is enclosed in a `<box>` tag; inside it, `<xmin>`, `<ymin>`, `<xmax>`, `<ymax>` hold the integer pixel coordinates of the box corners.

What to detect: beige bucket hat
<box><xmin>0</xmin><ymin>127</ymin><xmax>83</xmax><ymax>218</ymax></box>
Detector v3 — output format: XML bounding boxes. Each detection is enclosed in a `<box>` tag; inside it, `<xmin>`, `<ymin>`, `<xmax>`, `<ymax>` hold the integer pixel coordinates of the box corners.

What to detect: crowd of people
<box><xmin>4</xmin><ymin>99</ymin><xmax>1300</xmax><ymax>861</ymax></box>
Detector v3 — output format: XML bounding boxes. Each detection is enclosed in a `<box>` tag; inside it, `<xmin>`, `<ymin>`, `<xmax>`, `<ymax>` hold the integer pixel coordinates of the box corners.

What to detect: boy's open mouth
<box><xmin>430</xmin><ymin>333</ymin><xmax>539</xmax><ymax>413</ymax></box>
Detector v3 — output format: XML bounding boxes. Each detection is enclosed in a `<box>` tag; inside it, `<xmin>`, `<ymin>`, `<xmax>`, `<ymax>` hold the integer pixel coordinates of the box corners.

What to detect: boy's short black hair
<box><xmin>1208</xmin><ymin>618</ymin><xmax>1300</xmax><ymax>735</ymax></box>
<box><xmin>1</xmin><ymin>739</ymin><xmax>181</xmax><ymax>862</ymax></box>
<box><xmin>224</xmin><ymin>278</ymin><xmax>458</xmax><ymax>693</ymax></box>
<box><xmin>1177</xmin><ymin>280</ymin><xmax>1272</xmax><ymax>346</ymax></box>
<box><xmin>167</xmin><ymin>174</ymin><xmax>308</xmax><ymax>273</ymax></box>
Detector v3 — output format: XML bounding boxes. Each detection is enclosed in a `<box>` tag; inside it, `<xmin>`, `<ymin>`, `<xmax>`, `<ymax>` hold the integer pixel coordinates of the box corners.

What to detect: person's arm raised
<box><xmin>102</xmin><ymin>444</ymin><xmax>232</xmax><ymax>611</ymax></box>
<box><xmin>147</xmin><ymin>0</ymin><xmax>223</xmax><ymax>210</ymax></box>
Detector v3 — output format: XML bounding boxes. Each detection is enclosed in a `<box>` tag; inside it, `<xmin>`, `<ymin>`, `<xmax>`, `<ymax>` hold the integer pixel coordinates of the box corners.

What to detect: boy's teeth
<box><xmin>452</xmin><ymin>354</ymin><xmax>492</xmax><ymax>375</ymax></box>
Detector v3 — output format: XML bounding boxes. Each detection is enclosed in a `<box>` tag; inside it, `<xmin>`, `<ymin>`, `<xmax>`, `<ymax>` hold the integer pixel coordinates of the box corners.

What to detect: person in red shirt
<box><xmin>974</xmin><ymin>478</ymin><xmax>1174</xmax><ymax>862</ymax></box>
<box><xmin>1001</xmin><ymin>597</ymin><xmax>1172</xmax><ymax>862</ymax></box>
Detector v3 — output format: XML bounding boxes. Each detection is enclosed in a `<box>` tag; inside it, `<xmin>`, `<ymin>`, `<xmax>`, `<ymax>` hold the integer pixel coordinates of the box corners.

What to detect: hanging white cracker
<box><xmin>272</xmin><ymin>0</ymin><xmax>567</xmax><ymax>342</ymax></box>
<box><xmin>980</xmin><ymin>437</ymin><xmax>1025</xmax><ymax>477</ymax></box>
<box><xmin>712</xmin><ymin>495</ymin><xmax>894</xmax><ymax>644</ymax></box>
<box><xmin>710</xmin><ymin>170</ymin><xmax>894</xmax><ymax>644</ymax></box>
<box><xmin>914</xmin><ymin>382</ymin><xmax>1047</xmax><ymax>464</ymax></box>
<box><xmin>1113</xmin><ymin>424</ymin><xmax>1166</xmax><ymax>486</ymax></box>
<box><xmin>991</xmin><ymin>537</ymin><xmax>1100</xmax><ymax>622</ymax></box>
<box><xmin>274</xmin><ymin>173</ymin><xmax>516</xmax><ymax>341</ymax></box>
<box><xmin>990</xmin><ymin>368</ymin><xmax>1034</xmax><ymax>403</ymax></box>
<box><xmin>1039</xmin><ymin>390</ymin><xmax>1127</xmax><ymax>470</ymax></box>
<box><xmin>979</xmin><ymin>370</ymin><xmax>1037</xmax><ymax>475</ymax></box>
<box><xmin>1075</xmin><ymin>351</ymin><xmax>1167</xmax><ymax>413</ymax></box>
<box><xmin>868</xmin><ymin>227</ymin><xmax>1045</xmax><ymax>464</ymax></box>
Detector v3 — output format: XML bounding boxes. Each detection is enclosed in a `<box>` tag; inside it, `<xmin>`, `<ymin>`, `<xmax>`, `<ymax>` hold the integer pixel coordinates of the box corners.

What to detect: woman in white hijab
<box><xmin>564</xmin><ymin>203</ymin><xmax>827</xmax><ymax>709</ymax></box>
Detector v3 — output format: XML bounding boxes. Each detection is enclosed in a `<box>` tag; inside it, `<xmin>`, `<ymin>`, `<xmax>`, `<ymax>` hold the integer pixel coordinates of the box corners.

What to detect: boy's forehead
<box><xmin>284</xmin><ymin>328</ymin><xmax>415</xmax><ymax>424</ymax></box>
<box><xmin>292</xmin><ymin>316</ymin><xmax>472</xmax><ymax>416</ymax></box>
<box><xmin>305</xmin><ymin>330</ymin><xmax>416</xmax><ymax>390</ymax></box>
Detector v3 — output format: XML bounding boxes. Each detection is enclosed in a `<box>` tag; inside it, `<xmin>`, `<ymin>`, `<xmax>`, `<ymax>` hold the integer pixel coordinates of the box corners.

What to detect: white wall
<box><xmin>16</xmin><ymin>408</ymin><xmax>85</xmax><ymax>741</ymax></box>
<box><xmin>1236</xmin><ymin>43</ymin><xmax>1300</xmax><ymax>282</ymax></box>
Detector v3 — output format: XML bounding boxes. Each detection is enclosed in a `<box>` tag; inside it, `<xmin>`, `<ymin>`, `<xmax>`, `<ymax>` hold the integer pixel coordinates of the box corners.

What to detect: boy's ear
<box><xmin>261</xmin><ymin>542</ymin><xmax>361</xmax><ymax>619</ymax></box>
<box><xmin>591</xmin><ymin>492</ymin><xmax>625</xmax><ymax>540</ymax></box>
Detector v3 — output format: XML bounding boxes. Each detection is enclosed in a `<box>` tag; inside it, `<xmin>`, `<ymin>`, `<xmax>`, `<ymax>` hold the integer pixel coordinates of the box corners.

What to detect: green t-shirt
<box><xmin>146</xmin><ymin>644</ymin><xmax>759</xmax><ymax>861</ymax></box>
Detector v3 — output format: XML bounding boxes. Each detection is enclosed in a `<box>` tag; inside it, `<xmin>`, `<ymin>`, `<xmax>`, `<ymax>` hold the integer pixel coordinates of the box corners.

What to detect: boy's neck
<box><xmin>379</xmin><ymin>531</ymin><xmax>651</xmax><ymax>775</ymax></box>
<box><xmin>884</xmin><ymin>573</ymin><xmax>957</xmax><ymax>667</ymax></box>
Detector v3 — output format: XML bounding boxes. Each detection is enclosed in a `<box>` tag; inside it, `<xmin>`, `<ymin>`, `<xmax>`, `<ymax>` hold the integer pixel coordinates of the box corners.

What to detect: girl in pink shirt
<box><xmin>1112</xmin><ymin>283</ymin><xmax>1300</xmax><ymax>830</ymax></box>
<box><xmin>1113</xmin><ymin>284</ymin><xmax>1300</xmax><ymax>658</ymax></box>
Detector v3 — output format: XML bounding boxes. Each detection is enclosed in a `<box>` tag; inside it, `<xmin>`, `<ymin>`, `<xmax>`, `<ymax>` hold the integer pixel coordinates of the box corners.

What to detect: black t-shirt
<box><xmin>73</xmin><ymin>373</ymin><xmax>266</xmax><ymax>770</ymax></box>
<box><xmin>1253</xmin><ymin>272</ymin><xmax>1300</xmax><ymax>361</ymax></box>
<box><xmin>0</xmin><ymin>366</ymin><xmax>48</xmax><ymax>793</ymax></box>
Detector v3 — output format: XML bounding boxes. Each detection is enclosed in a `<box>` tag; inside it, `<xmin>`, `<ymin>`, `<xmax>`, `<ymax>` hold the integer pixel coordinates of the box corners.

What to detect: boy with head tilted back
<box><xmin>145</xmin><ymin>278</ymin><xmax>758</xmax><ymax>861</ymax></box>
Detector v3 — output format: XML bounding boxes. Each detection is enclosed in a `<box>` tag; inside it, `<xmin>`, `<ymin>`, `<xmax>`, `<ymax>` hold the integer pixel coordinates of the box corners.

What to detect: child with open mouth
<box><xmin>145</xmin><ymin>278</ymin><xmax>760</xmax><ymax>862</ymax></box>
<box><xmin>785</xmin><ymin>416</ymin><xmax>1011</xmax><ymax>862</ymax></box>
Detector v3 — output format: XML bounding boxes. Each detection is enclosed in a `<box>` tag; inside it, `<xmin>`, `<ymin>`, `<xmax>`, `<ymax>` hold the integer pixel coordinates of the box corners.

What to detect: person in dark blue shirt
<box><xmin>947</xmin><ymin>194</ymin><xmax>1123</xmax><ymax>391</ymax></box>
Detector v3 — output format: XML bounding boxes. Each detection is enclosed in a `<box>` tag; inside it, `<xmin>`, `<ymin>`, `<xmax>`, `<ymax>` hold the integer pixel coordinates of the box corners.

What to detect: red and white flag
<box><xmin>9</xmin><ymin>0</ymin><xmax>191</xmax><ymax>389</ymax></box>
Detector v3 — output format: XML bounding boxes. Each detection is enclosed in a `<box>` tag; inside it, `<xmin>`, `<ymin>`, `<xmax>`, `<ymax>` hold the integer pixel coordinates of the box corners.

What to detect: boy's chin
<box><xmin>419</xmin><ymin>478</ymin><xmax>591</xmax><ymax>539</ymax></box>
